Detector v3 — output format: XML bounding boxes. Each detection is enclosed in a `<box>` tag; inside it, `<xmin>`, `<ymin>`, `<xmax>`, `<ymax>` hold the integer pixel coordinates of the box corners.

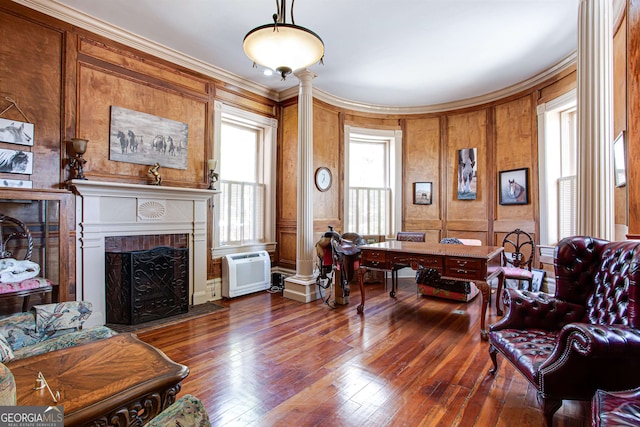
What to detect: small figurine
<box><xmin>148</xmin><ymin>162</ymin><xmax>162</xmax><ymax>185</ymax></box>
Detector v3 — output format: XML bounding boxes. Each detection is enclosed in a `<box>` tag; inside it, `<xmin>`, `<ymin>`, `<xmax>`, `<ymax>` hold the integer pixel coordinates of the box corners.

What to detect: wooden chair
<box><xmin>0</xmin><ymin>214</ymin><xmax>53</xmax><ymax>312</ymax></box>
<box><xmin>501</xmin><ymin>228</ymin><xmax>534</xmax><ymax>291</ymax></box>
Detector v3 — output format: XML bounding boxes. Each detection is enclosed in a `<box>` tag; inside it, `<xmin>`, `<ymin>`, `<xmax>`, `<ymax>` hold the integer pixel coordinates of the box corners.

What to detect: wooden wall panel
<box><xmin>446</xmin><ymin>110</ymin><xmax>488</xmax><ymax>224</ymax></box>
<box><xmin>277</xmin><ymin>230</ymin><xmax>297</xmax><ymax>270</ymax></box>
<box><xmin>77</xmin><ymin>65</ymin><xmax>206</xmax><ymax>185</ymax></box>
<box><xmin>0</xmin><ymin>9</ymin><xmax>63</xmax><ymax>189</ymax></box>
<box><xmin>403</xmin><ymin>117</ymin><xmax>441</xmax><ymax>231</ymax></box>
<box><xmin>626</xmin><ymin>0</ymin><xmax>640</xmax><ymax>236</ymax></box>
<box><xmin>313</xmin><ymin>104</ymin><xmax>341</xmax><ymax>228</ymax></box>
<box><xmin>280</xmin><ymin>104</ymin><xmax>298</xmax><ymax>221</ymax></box>
<box><xmin>78</xmin><ymin>37</ymin><xmax>209</xmax><ymax>94</ymax></box>
<box><xmin>494</xmin><ymin>95</ymin><xmax>535</xmax><ymax>230</ymax></box>
<box><xmin>614</xmin><ymin>15</ymin><xmax>628</xmax><ymax>227</ymax></box>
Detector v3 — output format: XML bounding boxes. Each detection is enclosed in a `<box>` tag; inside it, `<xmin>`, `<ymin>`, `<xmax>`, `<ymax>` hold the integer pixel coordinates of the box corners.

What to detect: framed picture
<box><xmin>531</xmin><ymin>268</ymin><xmax>546</xmax><ymax>292</ymax></box>
<box><xmin>0</xmin><ymin>178</ymin><xmax>32</xmax><ymax>188</ymax></box>
<box><xmin>413</xmin><ymin>182</ymin><xmax>432</xmax><ymax>205</ymax></box>
<box><xmin>0</xmin><ymin>148</ymin><xmax>33</xmax><ymax>175</ymax></box>
<box><xmin>457</xmin><ymin>148</ymin><xmax>477</xmax><ymax>200</ymax></box>
<box><xmin>0</xmin><ymin>118</ymin><xmax>34</xmax><ymax>146</ymax></box>
<box><xmin>499</xmin><ymin>168</ymin><xmax>529</xmax><ymax>205</ymax></box>
<box><xmin>109</xmin><ymin>106</ymin><xmax>189</xmax><ymax>170</ymax></box>
<box><xmin>613</xmin><ymin>131</ymin><xmax>626</xmax><ymax>187</ymax></box>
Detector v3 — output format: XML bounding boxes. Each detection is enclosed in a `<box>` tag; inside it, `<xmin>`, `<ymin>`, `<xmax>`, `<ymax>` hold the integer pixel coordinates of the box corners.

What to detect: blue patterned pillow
<box><xmin>0</xmin><ymin>334</ymin><xmax>14</xmax><ymax>362</ymax></box>
<box><xmin>34</xmin><ymin>301</ymin><xmax>93</xmax><ymax>333</ymax></box>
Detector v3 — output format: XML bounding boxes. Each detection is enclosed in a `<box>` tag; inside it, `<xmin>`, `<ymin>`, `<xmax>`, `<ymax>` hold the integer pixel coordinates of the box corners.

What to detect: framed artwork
<box><xmin>531</xmin><ymin>268</ymin><xmax>546</xmax><ymax>292</ymax></box>
<box><xmin>413</xmin><ymin>182</ymin><xmax>432</xmax><ymax>205</ymax></box>
<box><xmin>499</xmin><ymin>168</ymin><xmax>529</xmax><ymax>205</ymax></box>
<box><xmin>457</xmin><ymin>148</ymin><xmax>477</xmax><ymax>200</ymax></box>
<box><xmin>0</xmin><ymin>178</ymin><xmax>32</xmax><ymax>188</ymax></box>
<box><xmin>0</xmin><ymin>118</ymin><xmax>34</xmax><ymax>146</ymax></box>
<box><xmin>0</xmin><ymin>148</ymin><xmax>33</xmax><ymax>175</ymax></box>
<box><xmin>109</xmin><ymin>106</ymin><xmax>189</xmax><ymax>170</ymax></box>
<box><xmin>613</xmin><ymin>131</ymin><xmax>626</xmax><ymax>187</ymax></box>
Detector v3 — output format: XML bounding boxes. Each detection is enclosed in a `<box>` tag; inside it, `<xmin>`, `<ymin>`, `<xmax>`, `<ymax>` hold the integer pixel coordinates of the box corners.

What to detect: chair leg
<box><xmin>537</xmin><ymin>394</ymin><xmax>562</xmax><ymax>427</ymax></box>
<box><xmin>488</xmin><ymin>344</ymin><xmax>499</xmax><ymax>375</ymax></box>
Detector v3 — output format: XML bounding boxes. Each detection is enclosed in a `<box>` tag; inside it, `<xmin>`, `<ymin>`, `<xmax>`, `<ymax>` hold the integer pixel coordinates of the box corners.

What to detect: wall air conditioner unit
<box><xmin>222</xmin><ymin>251</ymin><xmax>271</xmax><ymax>298</ymax></box>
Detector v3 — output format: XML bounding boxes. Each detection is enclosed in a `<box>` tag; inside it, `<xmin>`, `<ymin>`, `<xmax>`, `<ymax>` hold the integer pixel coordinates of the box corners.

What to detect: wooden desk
<box><xmin>7</xmin><ymin>333</ymin><xmax>189</xmax><ymax>426</ymax></box>
<box><xmin>357</xmin><ymin>241</ymin><xmax>504</xmax><ymax>340</ymax></box>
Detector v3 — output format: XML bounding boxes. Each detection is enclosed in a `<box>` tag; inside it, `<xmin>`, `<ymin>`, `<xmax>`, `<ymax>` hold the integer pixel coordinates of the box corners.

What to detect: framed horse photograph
<box><xmin>457</xmin><ymin>147</ymin><xmax>477</xmax><ymax>200</ymax></box>
<box><xmin>109</xmin><ymin>106</ymin><xmax>189</xmax><ymax>170</ymax></box>
<box><xmin>0</xmin><ymin>118</ymin><xmax>34</xmax><ymax>146</ymax></box>
<box><xmin>499</xmin><ymin>168</ymin><xmax>529</xmax><ymax>205</ymax></box>
<box><xmin>0</xmin><ymin>148</ymin><xmax>33</xmax><ymax>175</ymax></box>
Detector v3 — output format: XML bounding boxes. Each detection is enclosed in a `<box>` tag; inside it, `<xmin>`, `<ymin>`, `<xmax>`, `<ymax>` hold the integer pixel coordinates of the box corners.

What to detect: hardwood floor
<box><xmin>137</xmin><ymin>278</ymin><xmax>591</xmax><ymax>426</ymax></box>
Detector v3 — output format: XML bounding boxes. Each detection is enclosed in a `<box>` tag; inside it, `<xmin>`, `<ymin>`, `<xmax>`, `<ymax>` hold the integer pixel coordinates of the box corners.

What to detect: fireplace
<box><xmin>71</xmin><ymin>180</ymin><xmax>214</xmax><ymax>327</ymax></box>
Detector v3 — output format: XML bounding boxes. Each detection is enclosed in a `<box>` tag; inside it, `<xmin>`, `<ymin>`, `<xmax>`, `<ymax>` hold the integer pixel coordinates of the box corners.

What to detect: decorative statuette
<box><xmin>148</xmin><ymin>162</ymin><xmax>162</xmax><ymax>185</ymax></box>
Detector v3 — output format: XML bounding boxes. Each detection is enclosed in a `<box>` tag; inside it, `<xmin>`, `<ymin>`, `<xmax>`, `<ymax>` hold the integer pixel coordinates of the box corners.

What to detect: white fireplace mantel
<box><xmin>71</xmin><ymin>180</ymin><xmax>214</xmax><ymax>327</ymax></box>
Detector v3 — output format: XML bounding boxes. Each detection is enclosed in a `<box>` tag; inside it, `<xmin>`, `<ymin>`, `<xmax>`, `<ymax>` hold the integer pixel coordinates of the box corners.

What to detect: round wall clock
<box><xmin>315</xmin><ymin>167</ymin><xmax>332</xmax><ymax>191</ymax></box>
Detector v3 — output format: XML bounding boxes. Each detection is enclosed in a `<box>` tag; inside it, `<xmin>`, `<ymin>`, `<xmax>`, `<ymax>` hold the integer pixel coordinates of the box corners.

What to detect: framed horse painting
<box><xmin>499</xmin><ymin>168</ymin><xmax>529</xmax><ymax>205</ymax></box>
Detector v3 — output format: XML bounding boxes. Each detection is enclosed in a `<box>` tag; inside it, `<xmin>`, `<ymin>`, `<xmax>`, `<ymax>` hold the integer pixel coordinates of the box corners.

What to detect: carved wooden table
<box><xmin>7</xmin><ymin>333</ymin><xmax>189</xmax><ymax>426</ymax></box>
<box><xmin>358</xmin><ymin>241</ymin><xmax>504</xmax><ymax>340</ymax></box>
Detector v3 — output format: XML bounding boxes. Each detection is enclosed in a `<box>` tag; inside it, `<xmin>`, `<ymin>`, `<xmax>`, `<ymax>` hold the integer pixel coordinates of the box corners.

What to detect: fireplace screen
<box><xmin>106</xmin><ymin>246</ymin><xmax>189</xmax><ymax>325</ymax></box>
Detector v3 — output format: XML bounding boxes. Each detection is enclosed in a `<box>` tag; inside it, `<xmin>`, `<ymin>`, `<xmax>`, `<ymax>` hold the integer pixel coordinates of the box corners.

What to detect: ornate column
<box><xmin>283</xmin><ymin>69</ymin><xmax>320</xmax><ymax>302</ymax></box>
<box><xmin>576</xmin><ymin>0</ymin><xmax>614</xmax><ymax>240</ymax></box>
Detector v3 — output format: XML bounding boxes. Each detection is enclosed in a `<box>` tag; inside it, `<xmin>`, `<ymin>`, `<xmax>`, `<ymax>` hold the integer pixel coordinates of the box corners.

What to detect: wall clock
<box><xmin>315</xmin><ymin>167</ymin><xmax>332</xmax><ymax>191</ymax></box>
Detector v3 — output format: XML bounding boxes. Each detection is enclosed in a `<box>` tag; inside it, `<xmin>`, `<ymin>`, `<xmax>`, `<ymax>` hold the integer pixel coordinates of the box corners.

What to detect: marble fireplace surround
<box><xmin>71</xmin><ymin>180</ymin><xmax>213</xmax><ymax>327</ymax></box>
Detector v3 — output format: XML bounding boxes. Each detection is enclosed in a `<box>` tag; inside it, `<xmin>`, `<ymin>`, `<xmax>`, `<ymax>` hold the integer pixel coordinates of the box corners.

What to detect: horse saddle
<box><xmin>332</xmin><ymin>238</ymin><xmax>361</xmax><ymax>257</ymax></box>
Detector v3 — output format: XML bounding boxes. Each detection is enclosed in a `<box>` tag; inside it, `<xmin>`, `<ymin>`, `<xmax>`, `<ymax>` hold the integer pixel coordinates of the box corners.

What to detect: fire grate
<box><xmin>105</xmin><ymin>246</ymin><xmax>189</xmax><ymax>325</ymax></box>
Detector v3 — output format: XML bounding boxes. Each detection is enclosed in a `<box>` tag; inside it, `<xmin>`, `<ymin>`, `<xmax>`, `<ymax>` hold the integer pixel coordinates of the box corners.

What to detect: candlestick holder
<box><xmin>208</xmin><ymin>169</ymin><xmax>219</xmax><ymax>190</ymax></box>
<box><xmin>68</xmin><ymin>138</ymin><xmax>89</xmax><ymax>180</ymax></box>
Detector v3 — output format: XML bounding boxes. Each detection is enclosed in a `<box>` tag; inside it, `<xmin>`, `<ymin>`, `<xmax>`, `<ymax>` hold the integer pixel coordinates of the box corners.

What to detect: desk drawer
<box><xmin>361</xmin><ymin>250</ymin><xmax>389</xmax><ymax>269</ymax></box>
<box><xmin>444</xmin><ymin>257</ymin><xmax>483</xmax><ymax>279</ymax></box>
<box><xmin>389</xmin><ymin>253</ymin><xmax>442</xmax><ymax>270</ymax></box>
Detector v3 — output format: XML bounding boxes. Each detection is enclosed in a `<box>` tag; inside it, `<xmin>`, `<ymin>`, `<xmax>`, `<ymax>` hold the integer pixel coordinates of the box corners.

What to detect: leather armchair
<box><xmin>488</xmin><ymin>236</ymin><xmax>640</xmax><ymax>426</ymax></box>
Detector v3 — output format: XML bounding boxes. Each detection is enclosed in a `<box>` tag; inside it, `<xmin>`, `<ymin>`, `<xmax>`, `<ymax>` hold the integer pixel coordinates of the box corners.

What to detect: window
<box><xmin>213</xmin><ymin>103</ymin><xmax>276</xmax><ymax>252</ymax></box>
<box><xmin>344</xmin><ymin>126</ymin><xmax>402</xmax><ymax>238</ymax></box>
<box><xmin>538</xmin><ymin>90</ymin><xmax>577</xmax><ymax>245</ymax></box>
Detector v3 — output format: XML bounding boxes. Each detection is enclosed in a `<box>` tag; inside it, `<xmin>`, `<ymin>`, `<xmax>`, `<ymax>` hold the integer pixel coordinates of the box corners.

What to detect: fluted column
<box><xmin>576</xmin><ymin>0</ymin><xmax>614</xmax><ymax>240</ymax></box>
<box><xmin>283</xmin><ymin>69</ymin><xmax>319</xmax><ymax>302</ymax></box>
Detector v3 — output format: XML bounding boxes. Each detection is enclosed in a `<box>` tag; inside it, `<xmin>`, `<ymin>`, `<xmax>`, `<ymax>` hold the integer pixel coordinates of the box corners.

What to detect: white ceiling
<box><xmin>46</xmin><ymin>0</ymin><xmax>581</xmax><ymax>108</ymax></box>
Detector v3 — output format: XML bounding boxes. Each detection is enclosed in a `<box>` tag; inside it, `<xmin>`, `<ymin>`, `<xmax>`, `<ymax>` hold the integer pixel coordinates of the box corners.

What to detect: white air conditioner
<box><xmin>222</xmin><ymin>251</ymin><xmax>271</xmax><ymax>298</ymax></box>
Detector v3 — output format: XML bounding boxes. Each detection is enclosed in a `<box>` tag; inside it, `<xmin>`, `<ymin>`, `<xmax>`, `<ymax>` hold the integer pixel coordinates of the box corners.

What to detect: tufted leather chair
<box><xmin>488</xmin><ymin>236</ymin><xmax>640</xmax><ymax>427</ymax></box>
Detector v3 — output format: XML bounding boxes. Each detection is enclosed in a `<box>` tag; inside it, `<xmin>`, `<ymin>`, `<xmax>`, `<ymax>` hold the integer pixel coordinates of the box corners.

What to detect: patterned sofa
<box><xmin>0</xmin><ymin>301</ymin><xmax>211</xmax><ymax>425</ymax></box>
<box><xmin>0</xmin><ymin>301</ymin><xmax>116</xmax><ymax>405</ymax></box>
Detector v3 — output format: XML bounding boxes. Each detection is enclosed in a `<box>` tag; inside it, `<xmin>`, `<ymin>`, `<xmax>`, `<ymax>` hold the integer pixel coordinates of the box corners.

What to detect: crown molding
<box><xmin>281</xmin><ymin>53</ymin><xmax>576</xmax><ymax>115</ymax></box>
<box><xmin>14</xmin><ymin>0</ymin><xmax>579</xmax><ymax>115</ymax></box>
<box><xmin>12</xmin><ymin>0</ymin><xmax>281</xmax><ymax>101</ymax></box>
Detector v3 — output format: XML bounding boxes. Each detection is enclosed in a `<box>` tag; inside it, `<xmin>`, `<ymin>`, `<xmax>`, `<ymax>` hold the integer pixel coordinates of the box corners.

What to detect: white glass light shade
<box><xmin>243</xmin><ymin>23</ymin><xmax>324</xmax><ymax>76</ymax></box>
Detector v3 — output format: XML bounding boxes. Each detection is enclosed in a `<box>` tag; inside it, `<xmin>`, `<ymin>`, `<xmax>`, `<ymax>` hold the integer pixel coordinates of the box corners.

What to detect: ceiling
<box><xmin>45</xmin><ymin>0</ymin><xmax>581</xmax><ymax>109</ymax></box>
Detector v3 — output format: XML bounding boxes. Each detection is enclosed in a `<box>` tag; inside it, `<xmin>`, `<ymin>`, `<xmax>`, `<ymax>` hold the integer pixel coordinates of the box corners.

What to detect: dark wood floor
<box><xmin>138</xmin><ymin>278</ymin><xmax>591</xmax><ymax>426</ymax></box>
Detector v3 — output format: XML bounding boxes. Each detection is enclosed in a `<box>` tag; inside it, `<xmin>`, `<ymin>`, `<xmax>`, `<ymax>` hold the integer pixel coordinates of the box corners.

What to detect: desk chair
<box><xmin>388</xmin><ymin>232</ymin><xmax>426</xmax><ymax>296</ymax></box>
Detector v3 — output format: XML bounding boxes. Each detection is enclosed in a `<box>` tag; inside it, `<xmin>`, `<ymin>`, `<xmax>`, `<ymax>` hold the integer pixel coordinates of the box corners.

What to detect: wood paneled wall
<box><xmin>0</xmin><ymin>1</ymin><xmax>277</xmax><ymax>284</ymax></box>
<box><xmin>1</xmin><ymin>1</ymin><xmax>632</xmax><ymax>281</ymax></box>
